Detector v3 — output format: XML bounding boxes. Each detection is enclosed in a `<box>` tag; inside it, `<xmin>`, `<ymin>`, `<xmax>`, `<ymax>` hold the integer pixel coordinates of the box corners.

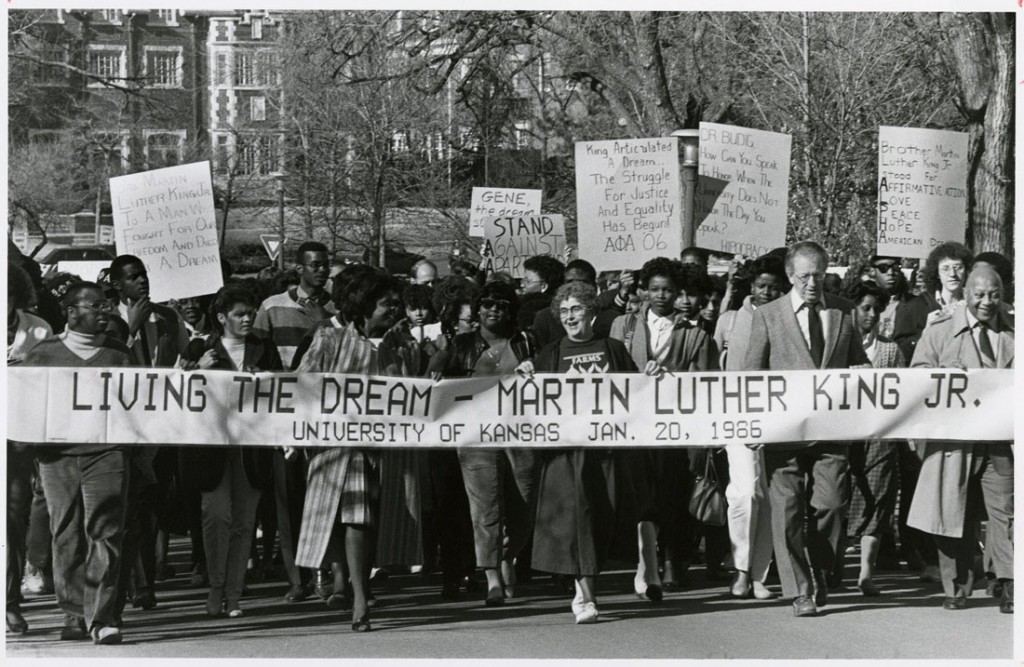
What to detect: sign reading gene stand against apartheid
<box><xmin>109</xmin><ymin>161</ymin><xmax>223</xmax><ymax>302</ymax></box>
<box><xmin>695</xmin><ymin>123</ymin><xmax>791</xmax><ymax>258</ymax></box>
<box><xmin>482</xmin><ymin>214</ymin><xmax>566</xmax><ymax>278</ymax></box>
<box><xmin>876</xmin><ymin>126</ymin><xmax>968</xmax><ymax>259</ymax></box>
<box><xmin>575</xmin><ymin>138</ymin><xmax>681</xmax><ymax>273</ymax></box>
<box><xmin>468</xmin><ymin>187</ymin><xmax>542</xmax><ymax>237</ymax></box>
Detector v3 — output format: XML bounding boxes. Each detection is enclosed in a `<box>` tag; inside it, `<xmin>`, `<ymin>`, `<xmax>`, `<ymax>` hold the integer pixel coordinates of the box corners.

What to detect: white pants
<box><xmin>725</xmin><ymin>444</ymin><xmax>773</xmax><ymax>581</ymax></box>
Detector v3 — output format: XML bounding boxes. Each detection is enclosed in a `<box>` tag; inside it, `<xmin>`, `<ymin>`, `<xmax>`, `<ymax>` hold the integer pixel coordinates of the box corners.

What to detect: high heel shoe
<box><xmin>206</xmin><ymin>588</ymin><xmax>225</xmax><ymax>617</ymax></box>
<box><xmin>351</xmin><ymin>611</ymin><xmax>371</xmax><ymax>632</ymax></box>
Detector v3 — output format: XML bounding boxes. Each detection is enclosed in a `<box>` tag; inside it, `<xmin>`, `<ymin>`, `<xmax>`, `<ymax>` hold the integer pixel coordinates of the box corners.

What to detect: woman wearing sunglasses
<box><xmin>431</xmin><ymin>281</ymin><xmax>538</xmax><ymax>606</ymax></box>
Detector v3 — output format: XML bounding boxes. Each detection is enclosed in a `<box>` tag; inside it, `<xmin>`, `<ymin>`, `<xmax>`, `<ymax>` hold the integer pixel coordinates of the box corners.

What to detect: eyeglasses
<box><xmin>72</xmin><ymin>302</ymin><xmax>115</xmax><ymax>313</ymax></box>
<box><xmin>479</xmin><ymin>298</ymin><xmax>511</xmax><ymax>311</ymax></box>
<box><xmin>558</xmin><ymin>306</ymin><xmax>588</xmax><ymax>318</ymax></box>
<box><xmin>873</xmin><ymin>263</ymin><xmax>901</xmax><ymax>274</ymax></box>
<box><xmin>792</xmin><ymin>272</ymin><xmax>824</xmax><ymax>285</ymax></box>
<box><xmin>938</xmin><ymin>263</ymin><xmax>965</xmax><ymax>275</ymax></box>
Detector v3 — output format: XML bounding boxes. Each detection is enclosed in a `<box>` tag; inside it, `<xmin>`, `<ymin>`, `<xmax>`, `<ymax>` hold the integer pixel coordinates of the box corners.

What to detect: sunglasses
<box><xmin>873</xmin><ymin>263</ymin><xmax>901</xmax><ymax>274</ymax></box>
<box><xmin>479</xmin><ymin>298</ymin><xmax>511</xmax><ymax>311</ymax></box>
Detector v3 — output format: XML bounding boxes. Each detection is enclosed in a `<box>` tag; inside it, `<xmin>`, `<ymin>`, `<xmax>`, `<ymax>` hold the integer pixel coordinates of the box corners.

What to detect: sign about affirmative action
<box><xmin>876</xmin><ymin>126</ymin><xmax>968</xmax><ymax>259</ymax></box>
<box><xmin>575</xmin><ymin>138</ymin><xmax>681</xmax><ymax>273</ymax></box>
<box><xmin>109</xmin><ymin>161</ymin><xmax>223</xmax><ymax>302</ymax></box>
<box><xmin>468</xmin><ymin>187</ymin><xmax>542</xmax><ymax>237</ymax></box>
<box><xmin>482</xmin><ymin>214</ymin><xmax>566</xmax><ymax>278</ymax></box>
<box><xmin>695</xmin><ymin>123</ymin><xmax>791</xmax><ymax>258</ymax></box>
<box><xmin>8</xmin><ymin>367</ymin><xmax>1011</xmax><ymax>448</ymax></box>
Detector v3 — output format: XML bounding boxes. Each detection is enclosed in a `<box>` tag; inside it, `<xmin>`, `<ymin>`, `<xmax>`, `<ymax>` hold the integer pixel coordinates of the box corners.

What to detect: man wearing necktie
<box><xmin>907</xmin><ymin>266</ymin><xmax>1014</xmax><ymax>614</ymax></box>
<box><xmin>742</xmin><ymin>241</ymin><xmax>869</xmax><ymax>617</ymax></box>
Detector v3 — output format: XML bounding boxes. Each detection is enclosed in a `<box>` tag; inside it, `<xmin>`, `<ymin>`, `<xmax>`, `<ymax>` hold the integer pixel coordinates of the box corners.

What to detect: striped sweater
<box><xmin>252</xmin><ymin>286</ymin><xmax>335</xmax><ymax>370</ymax></box>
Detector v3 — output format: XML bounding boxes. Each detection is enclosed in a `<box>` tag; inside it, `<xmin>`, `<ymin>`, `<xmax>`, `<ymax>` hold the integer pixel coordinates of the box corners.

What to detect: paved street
<box><xmin>6</xmin><ymin>538</ymin><xmax>1014</xmax><ymax>660</ymax></box>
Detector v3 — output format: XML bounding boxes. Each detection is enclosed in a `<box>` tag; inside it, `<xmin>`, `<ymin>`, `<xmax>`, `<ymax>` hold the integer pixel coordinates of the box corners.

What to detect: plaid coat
<box><xmin>294</xmin><ymin>323</ymin><xmax>381</xmax><ymax>569</ymax></box>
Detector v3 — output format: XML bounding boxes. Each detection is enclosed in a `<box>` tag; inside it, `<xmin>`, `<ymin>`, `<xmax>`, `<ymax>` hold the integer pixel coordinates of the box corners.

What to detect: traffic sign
<box><xmin>260</xmin><ymin>234</ymin><xmax>284</xmax><ymax>262</ymax></box>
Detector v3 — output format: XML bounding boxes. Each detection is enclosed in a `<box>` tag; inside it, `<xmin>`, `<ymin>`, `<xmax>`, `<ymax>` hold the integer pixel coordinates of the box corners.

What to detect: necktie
<box><xmin>138</xmin><ymin>324</ymin><xmax>153</xmax><ymax>366</ymax></box>
<box><xmin>977</xmin><ymin>322</ymin><xmax>996</xmax><ymax>368</ymax></box>
<box><xmin>807</xmin><ymin>303</ymin><xmax>824</xmax><ymax>367</ymax></box>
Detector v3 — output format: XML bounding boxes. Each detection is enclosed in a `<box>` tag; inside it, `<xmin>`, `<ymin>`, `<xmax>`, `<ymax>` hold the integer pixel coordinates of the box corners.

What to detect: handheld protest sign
<box><xmin>695</xmin><ymin>123</ymin><xmax>791</xmax><ymax>258</ymax></box>
<box><xmin>469</xmin><ymin>187</ymin><xmax>542</xmax><ymax>237</ymax></box>
<box><xmin>876</xmin><ymin>126</ymin><xmax>968</xmax><ymax>259</ymax></box>
<box><xmin>481</xmin><ymin>214</ymin><xmax>566</xmax><ymax>278</ymax></box>
<box><xmin>575</xmin><ymin>138</ymin><xmax>682</xmax><ymax>273</ymax></box>
<box><xmin>109</xmin><ymin>161</ymin><xmax>223</xmax><ymax>302</ymax></box>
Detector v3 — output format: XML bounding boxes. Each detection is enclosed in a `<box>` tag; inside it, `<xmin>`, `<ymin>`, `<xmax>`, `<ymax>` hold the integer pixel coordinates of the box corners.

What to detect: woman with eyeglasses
<box><xmin>893</xmin><ymin>242</ymin><xmax>973</xmax><ymax>363</ymax></box>
<box><xmin>431</xmin><ymin>281</ymin><xmax>539</xmax><ymax>606</ymax></box>
<box><xmin>516</xmin><ymin>282</ymin><xmax>638</xmax><ymax>624</ymax></box>
<box><xmin>179</xmin><ymin>284</ymin><xmax>279</xmax><ymax>619</ymax></box>
<box><xmin>293</xmin><ymin>269</ymin><xmax>404</xmax><ymax>632</ymax></box>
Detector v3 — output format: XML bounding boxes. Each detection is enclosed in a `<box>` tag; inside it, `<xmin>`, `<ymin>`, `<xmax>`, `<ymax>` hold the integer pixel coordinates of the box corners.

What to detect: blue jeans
<box><xmin>38</xmin><ymin>448</ymin><xmax>127</xmax><ymax>629</ymax></box>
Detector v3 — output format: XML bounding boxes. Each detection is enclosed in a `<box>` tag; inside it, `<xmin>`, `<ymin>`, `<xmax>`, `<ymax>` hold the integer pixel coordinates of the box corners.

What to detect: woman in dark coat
<box><xmin>517</xmin><ymin>282</ymin><xmax>638</xmax><ymax>624</ymax></box>
<box><xmin>180</xmin><ymin>284</ymin><xmax>279</xmax><ymax>618</ymax></box>
<box><xmin>429</xmin><ymin>281</ymin><xmax>538</xmax><ymax>606</ymax></box>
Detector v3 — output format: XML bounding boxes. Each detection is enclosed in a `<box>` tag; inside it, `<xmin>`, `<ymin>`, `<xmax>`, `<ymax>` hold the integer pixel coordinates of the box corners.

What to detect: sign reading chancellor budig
<box><xmin>8</xmin><ymin>367</ymin><xmax>1012</xmax><ymax>448</ymax></box>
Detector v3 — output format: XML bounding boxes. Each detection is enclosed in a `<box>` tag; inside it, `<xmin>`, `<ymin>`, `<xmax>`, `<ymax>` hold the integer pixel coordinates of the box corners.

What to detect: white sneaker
<box><xmin>571</xmin><ymin>585</ymin><xmax>585</xmax><ymax>616</ymax></box>
<box><xmin>574</xmin><ymin>601</ymin><xmax>599</xmax><ymax>624</ymax></box>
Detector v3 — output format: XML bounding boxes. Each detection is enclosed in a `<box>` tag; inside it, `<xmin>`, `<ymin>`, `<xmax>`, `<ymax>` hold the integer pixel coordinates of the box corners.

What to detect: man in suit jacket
<box><xmin>907</xmin><ymin>266</ymin><xmax>1014</xmax><ymax>614</ymax></box>
<box><xmin>742</xmin><ymin>241</ymin><xmax>869</xmax><ymax>617</ymax></box>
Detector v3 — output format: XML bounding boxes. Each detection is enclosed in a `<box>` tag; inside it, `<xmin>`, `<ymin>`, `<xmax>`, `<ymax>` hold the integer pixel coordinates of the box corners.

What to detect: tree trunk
<box><xmin>941</xmin><ymin>12</ymin><xmax>1014</xmax><ymax>257</ymax></box>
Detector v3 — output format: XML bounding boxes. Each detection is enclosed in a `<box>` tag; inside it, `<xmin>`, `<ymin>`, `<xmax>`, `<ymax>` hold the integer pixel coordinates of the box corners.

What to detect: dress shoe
<box><xmin>284</xmin><ymin>584</ymin><xmax>308</xmax><ymax>602</ymax></box>
<box><xmin>484</xmin><ymin>588</ymin><xmax>505</xmax><ymax>607</ymax></box>
<box><xmin>986</xmin><ymin>578</ymin><xmax>1004</xmax><ymax>598</ymax></box>
<box><xmin>206</xmin><ymin>588</ymin><xmax>225</xmax><ymax>617</ymax></box>
<box><xmin>574</xmin><ymin>601</ymin><xmax>599</xmax><ymax>624</ymax></box>
<box><xmin>645</xmin><ymin>584</ymin><xmax>663</xmax><ymax>602</ymax></box>
<box><xmin>60</xmin><ymin>615</ymin><xmax>88</xmax><ymax>640</ymax></box>
<box><xmin>858</xmin><ymin>579</ymin><xmax>882</xmax><ymax>597</ymax></box>
<box><xmin>440</xmin><ymin>582</ymin><xmax>460</xmax><ymax>601</ymax></box>
<box><xmin>942</xmin><ymin>596</ymin><xmax>966</xmax><ymax>610</ymax></box>
<box><xmin>132</xmin><ymin>590</ymin><xmax>157</xmax><ymax>610</ymax></box>
<box><xmin>752</xmin><ymin>581</ymin><xmax>777</xmax><ymax>600</ymax></box>
<box><xmin>91</xmin><ymin>625</ymin><xmax>123</xmax><ymax>645</ymax></box>
<box><xmin>227</xmin><ymin>603</ymin><xmax>244</xmax><ymax>618</ymax></box>
<box><xmin>999</xmin><ymin>581</ymin><xmax>1013</xmax><ymax>614</ymax></box>
<box><xmin>792</xmin><ymin>596</ymin><xmax>817</xmax><ymax>617</ymax></box>
<box><xmin>312</xmin><ymin>569</ymin><xmax>333</xmax><ymax>599</ymax></box>
<box><xmin>6</xmin><ymin>609</ymin><xmax>28</xmax><ymax>634</ymax></box>
<box><xmin>351</xmin><ymin>612</ymin><xmax>371</xmax><ymax>632</ymax></box>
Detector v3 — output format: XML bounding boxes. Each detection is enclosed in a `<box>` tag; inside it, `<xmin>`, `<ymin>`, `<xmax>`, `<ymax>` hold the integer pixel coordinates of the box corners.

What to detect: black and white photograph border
<box><xmin>3</xmin><ymin>0</ymin><xmax>1020</xmax><ymax>664</ymax></box>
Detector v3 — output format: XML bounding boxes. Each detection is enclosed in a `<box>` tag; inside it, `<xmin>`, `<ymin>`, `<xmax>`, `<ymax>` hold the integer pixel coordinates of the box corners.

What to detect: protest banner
<box><xmin>8</xmin><ymin>367</ymin><xmax>1011</xmax><ymax>448</ymax></box>
<box><xmin>481</xmin><ymin>214</ymin><xmax>566</xmax><ymax>278</ymax></box>
<box><xmin>575</xmin><ymin>138</ymin><xmax>682</xmax><ymax>273</ymax></box>
<box><xmin>695</xmin><ymin>123</ymin><xmax>791</xmax><ymax>258</ymax></box>
<box><xmin>109</xmin><ymin>161</ymin><xmax>222</xmax><ymax>302</ymax></box>
<box><xmin>469</xmin><ymin>187</ymin><xmax>542</xmax><ymax>237</ymax></box>
<box><xmin>876</xmin><ymin>126</ymin><xmax>969</xmax><ymax>258</ymax></box>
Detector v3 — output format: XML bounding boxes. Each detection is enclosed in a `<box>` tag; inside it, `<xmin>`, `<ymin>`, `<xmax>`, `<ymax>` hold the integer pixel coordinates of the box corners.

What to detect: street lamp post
<box><xmin>271</xmin><ymin>172</ymin><xmax>286</xmax><ymax>270</ymax></box>
<box><xmin>671</xmin><ymin>129</ymin><xmax>700</xmax><ymax>250</ymax></box>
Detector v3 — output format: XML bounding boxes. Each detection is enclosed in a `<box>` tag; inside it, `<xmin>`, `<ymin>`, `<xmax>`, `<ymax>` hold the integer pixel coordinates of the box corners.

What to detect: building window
<box><xmin>251</xmin><ymin>18</ymin><xmax>263</xmax><ymax>39</ymax></box>
<box><xmin>145</xmin><ymin>132</ymin><xmax>185</xmax><ymax>169</ymax></box>
<box><xmin>236</xmin><ymin>135</ymin><xmax>279</xmax><ymax>175</ymax></box>
<box><xmin>90</xmin><ymin>133</ymin><xmax>129</xmax><ymax>175</ymax></box>
<box><xmin>391</xmin><ymin>132</ymin><xmax>409</xmax><ymax>154</ymax></box>
<box><xmin>257</xmin><ymin>51</ymin><xmax>278</xmax><ymax>86</ymax></box>
<box><xmin>250</xmin><ymin>96</ymin><xmax>266</xmax><ymax>121</ymax></box>
<box><xmin>33</xmin><ymin>43</ymin><xmax>69</xmax><ymax>85</ymax></box>
<box><xmin>155</xmin><ymin>9</ymin><xmax>178</xmax><ymax>25</ymax></box>
<box><xmin>514</xmin><ymin>121</ymin><xmax>532</xmax><ymax>150</ymax></box>
<box><xmin>87</xmin><ymin>46</ymin><xmax>126</xmax><ymax>85</ymax></box>
<box><xmin>214</xmin><ymin>135</ymin><xmax>231</xmax><ymax>173</ymax></box>
<box><xmin>99</xmin><ymin>9</ymin><xmax>122</xmax><ymax>24</ymax></box>
<box><xmin>144</xmin><ymin>47</ymin><xmax>183</xmax><ymax>88</ymax></box>
<box><xmin>235</xmin><ymin>52</ymin><xmax>257</xmax><ymax>86</ymax></box>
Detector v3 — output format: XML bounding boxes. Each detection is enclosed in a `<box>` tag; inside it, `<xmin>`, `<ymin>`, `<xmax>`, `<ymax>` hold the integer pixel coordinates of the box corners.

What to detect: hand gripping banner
<box><xmin>6</xmin><ymin>367</ymin><xmax>1013</xmax><ymax>448</ymax></box>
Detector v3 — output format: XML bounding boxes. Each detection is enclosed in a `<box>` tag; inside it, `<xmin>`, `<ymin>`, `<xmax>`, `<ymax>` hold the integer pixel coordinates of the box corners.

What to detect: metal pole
<box><xmin>277</xmin><ymin>176</ymin><xmax>285</xmax><ymax>270</ymax></box>
<box><xmin>671</xmin><ymin>129</ymin><xmax>700</xmax><ymax>250</ymax></box>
